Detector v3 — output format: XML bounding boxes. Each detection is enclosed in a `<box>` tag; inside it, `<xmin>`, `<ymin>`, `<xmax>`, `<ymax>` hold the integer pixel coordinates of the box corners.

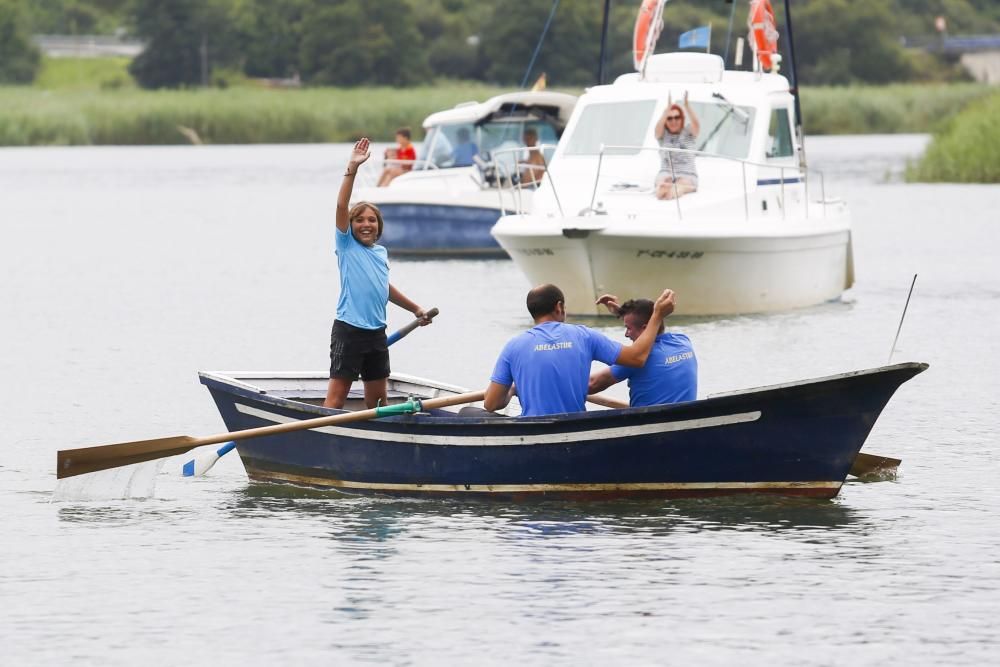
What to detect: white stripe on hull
<box><xmin>234</xmin><ymin>403</ymin><xmax>761</xmax><ymax>446</ymax></box>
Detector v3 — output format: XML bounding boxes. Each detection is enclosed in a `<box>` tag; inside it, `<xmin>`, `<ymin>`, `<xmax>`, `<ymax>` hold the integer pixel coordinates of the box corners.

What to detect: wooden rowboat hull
<box><xmin>198</xmin><ymin>363</ymin><xmax>926</xmax><ymax>500</ymax></box>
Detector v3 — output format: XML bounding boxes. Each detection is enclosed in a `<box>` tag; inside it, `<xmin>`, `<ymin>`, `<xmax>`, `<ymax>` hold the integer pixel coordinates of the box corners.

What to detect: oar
<box><xmin>588</xmin><ymin>394</ymin><xmax>901</xmax><ymax>478</ymax></box>
<box><xmin>181</xmin><ymin>308</ymin><xmax>439</xmax><ymax>477</ymax></box>
<box><xmin>387</xmin><ymin>307</ymin><xmax>438</xmax><ymax>345</ymax></box>
<box><xmin>587</xmin><ymin>394</ymin><xmax>629</xmax><ymax>409</ymax></box>
<box><xmin>57</xmin><ymin>390</ymin><xmax>486</xmax><ymax>480</ymax></box>
<box><xmin>849</xmin><ymin>452</ymin><xmax>901</xmax><ymax>478</ymax></box>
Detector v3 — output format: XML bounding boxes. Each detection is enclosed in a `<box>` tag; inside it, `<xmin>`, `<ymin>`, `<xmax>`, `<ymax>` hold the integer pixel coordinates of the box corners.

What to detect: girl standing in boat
<box><xmin>325</xmin><ymin>137</ymin><xmax>431</xmax><ymax>409</ymax></box>
<box><xmin>654</xmin><ymin>92</ymin><xmax>700</xmax><ymax>200</ymax></box>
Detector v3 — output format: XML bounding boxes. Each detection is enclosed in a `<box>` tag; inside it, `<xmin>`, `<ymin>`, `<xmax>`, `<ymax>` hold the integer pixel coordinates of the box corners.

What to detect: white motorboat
<box><xmin>355</xmin><ymin>91</ymin><xmax>577</xmax><ymax>257</ymax></box>
<box><xmin>491</xmin><ymin>33</ymin><xmax>853</xmax><ymax>315</ymax></box>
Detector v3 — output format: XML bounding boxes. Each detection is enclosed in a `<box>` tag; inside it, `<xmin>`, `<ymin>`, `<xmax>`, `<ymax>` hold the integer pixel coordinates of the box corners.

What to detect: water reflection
<box><xmin>218</xmin><ymin>482</ymin><xmax>865</xmax><ymax>541</ymax></box>
<box><xmin>56</xmin><ymin>499</ymin><xmax>196</xmax><ymax>526</ymax></box>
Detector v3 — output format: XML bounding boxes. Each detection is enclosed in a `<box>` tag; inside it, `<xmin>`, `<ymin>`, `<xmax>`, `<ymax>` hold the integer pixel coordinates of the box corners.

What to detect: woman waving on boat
<box><xmin>654</xmin><ymin>91</ymin><xmax>700</xmax><ymax>200</ymax></box>
<box><xmin>325</xmin><ymin>137</ymin><xmax>431</xmax><ymax>410</ymax></box>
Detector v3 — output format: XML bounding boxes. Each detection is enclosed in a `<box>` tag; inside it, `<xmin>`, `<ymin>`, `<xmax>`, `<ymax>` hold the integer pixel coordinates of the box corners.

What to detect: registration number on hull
<box><xmin>636</xmin><ymin>250</ymin><xmax>705</xmax><ymax>259</ymax></box>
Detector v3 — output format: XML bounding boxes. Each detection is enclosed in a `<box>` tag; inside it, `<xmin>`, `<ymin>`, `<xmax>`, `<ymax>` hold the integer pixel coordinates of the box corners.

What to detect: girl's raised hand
<box><xmin>350</xmin><ymin>138</ymin><xmax>371</xmax><ymax>167</ymax></box>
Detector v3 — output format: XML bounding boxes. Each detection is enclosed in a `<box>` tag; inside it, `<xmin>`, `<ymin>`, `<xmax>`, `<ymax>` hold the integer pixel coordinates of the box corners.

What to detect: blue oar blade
<box><xmin>181</xmin><ymin>441</ymin><xmax>237</xmax><ymax>477</ymax></box>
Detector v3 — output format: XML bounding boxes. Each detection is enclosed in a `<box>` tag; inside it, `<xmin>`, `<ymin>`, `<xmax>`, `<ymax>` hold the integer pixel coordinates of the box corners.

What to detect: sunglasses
<box><xmin>666</xmin><ymin>115</ymin><xmax>682</xmax><ymax>121</ymax></box>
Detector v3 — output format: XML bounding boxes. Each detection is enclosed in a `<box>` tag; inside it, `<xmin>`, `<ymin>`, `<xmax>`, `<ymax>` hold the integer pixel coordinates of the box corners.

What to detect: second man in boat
<box><xmin>484</xmin><ymin>284</ymin><xmax>675</xmax><ymax>417</ymax></box>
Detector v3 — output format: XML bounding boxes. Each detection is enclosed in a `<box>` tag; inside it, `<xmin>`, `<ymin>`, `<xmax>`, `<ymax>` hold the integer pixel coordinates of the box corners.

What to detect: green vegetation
<box><xmin>907</xmin><ymin>91</ymin><xmax>1000</xmax><ymax>183</ymax></box>
<box><xmin>801</xmin><ymin>83</ymin><xmax>994</xmax><ymax>135</ymax></box>
<box><xmin>1</xmin><ymin>78</ymin><xmax>993</xmax><ymax>146</ymax></box>
<box><xmin>35</xmin><ymin>57</ymin><xmax>133</xmax><ymax>90</ymax></box>
<box><xmin>0</xmin><ymin>82</ymin><xmax>512</xmax><ymax>146</ymax></box>
<box><xmin>0</xmin><ymin>0</ymin><xmax>42</xmax><ymax>83</ymax></box>
<box><xmin>14</xmin><ymin>0</ymin><xmax>1000</xmax><ymax>88</ymax></box>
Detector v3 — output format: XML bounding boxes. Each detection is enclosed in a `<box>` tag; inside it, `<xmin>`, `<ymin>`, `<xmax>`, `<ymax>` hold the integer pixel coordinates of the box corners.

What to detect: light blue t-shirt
<box><xmin>611</xmin><ymin>332</ymin><xmax>697</xmax><ymax>407</ymax></box>
<box><xmin>452</xmin><ymin>141</ymin><xmax>479</xmax><ymax>167</ymax></box>
<box><xmin>491</xmin><ymin>321</ymin><xmax>623</xmax><ymax>417</ymax></box>
<box><xmin>335</xmin><ymin>227</ymin><xmax>389</xmax><ymax>330</ymax></box>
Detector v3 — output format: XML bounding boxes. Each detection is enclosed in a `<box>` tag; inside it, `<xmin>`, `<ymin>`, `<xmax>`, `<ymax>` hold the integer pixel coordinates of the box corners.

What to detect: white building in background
<box><xmin>33</xmin><ymin>34</ymin><xmax>144</xmax><ymax>58</ymax></box>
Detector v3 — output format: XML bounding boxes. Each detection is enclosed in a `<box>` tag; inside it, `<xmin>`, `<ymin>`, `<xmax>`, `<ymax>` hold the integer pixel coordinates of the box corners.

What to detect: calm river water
<box><xmin>1</xmin><ymin>136</ymin><xmax>998</xmax><ymax>665</ymax></box>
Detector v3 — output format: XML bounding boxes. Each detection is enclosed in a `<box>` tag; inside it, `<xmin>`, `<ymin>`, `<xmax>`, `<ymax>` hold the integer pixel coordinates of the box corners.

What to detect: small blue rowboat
<box><xmin>198</xmin><ymin>362</ymin><xmax>927</xmax><ymax>500</ymax></box>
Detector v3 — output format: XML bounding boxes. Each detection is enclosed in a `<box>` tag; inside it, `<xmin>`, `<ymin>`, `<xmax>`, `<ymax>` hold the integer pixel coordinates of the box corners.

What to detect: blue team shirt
<box><xmin>491</xmin><ymin>321</ymin><xmax>623</xmax><ymax>417</ymax></box>
<box><xmin>610</xmin><ymin>332</ymin><xmax>697</xmax><ymax>406</ymax></box>
<box><xmin>334</xmin><ymin>227</ymin><xmax>389</xmax><ymax>330</ymax></box>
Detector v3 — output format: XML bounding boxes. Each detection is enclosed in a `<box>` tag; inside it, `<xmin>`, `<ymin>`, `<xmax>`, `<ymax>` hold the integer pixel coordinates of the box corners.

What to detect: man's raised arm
<box><xmin>614</xmin><ymin>289</ymin><xmax>675</xmax><ymax>368</ymax></box>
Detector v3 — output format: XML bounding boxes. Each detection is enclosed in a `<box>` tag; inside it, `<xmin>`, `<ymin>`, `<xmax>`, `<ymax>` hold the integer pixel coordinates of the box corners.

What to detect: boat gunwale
<box><xmin>198</xmin><ymin>362</ymin><xmax>928</xmax><ymax>428</ymax></box>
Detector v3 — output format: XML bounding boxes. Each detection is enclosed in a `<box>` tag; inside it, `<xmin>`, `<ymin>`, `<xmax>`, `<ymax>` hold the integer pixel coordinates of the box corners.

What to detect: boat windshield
<box><xmin>420</xmin><ymin>120</ymin><xmax>559</xmax><ymax>170</ymax></box>
<box><xmin>562</xmin><ymin>99</ymin><xmax>756</xmax><ymax>160</ymax></box>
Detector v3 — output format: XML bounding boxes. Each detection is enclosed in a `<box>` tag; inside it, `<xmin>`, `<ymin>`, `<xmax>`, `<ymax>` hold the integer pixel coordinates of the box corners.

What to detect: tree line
<box><xmin>3</xmin><ymin>0</ymin><xmax>999</xmax><ymax>87</ymax></box>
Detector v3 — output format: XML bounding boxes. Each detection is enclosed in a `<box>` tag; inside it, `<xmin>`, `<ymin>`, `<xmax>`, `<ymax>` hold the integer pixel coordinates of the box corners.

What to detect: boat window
<box><xmin>766</xmin><ymin>107</ymin><xmax>794</xmax><ymax>159</ymax></box>
<box><xmin>420</xmin><ymin>120</ymin><xmax>559</xmax><ymax>170</ymax></box>
<box><xmin>693</xmin><ymin>102</ymin><xmax>756</xmax><ymax>160</ymax></box>
<box><xmin>563</xmin><ymin>100</ymin><xmax>657</xmax><ymax>156</ymax></box>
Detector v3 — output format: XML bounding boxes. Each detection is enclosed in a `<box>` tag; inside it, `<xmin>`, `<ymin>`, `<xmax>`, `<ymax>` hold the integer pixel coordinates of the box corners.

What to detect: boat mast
<box><xmin>520</xmin><ymin>0</ymin><xmax>561</xmax><ymax>88</ymax></box>
<box><xmin>722</xmin><ymin>0</ymin><xmax>736</xmax><ymax>65</ymax></box>
<box><xmin>598</xmin><ymin>0</ymin><xmax>612</xmax><ymax>84</ymax></box>
<box><xmin>783</xmin><ymin>0</ymin><xmax>806</xmax><ymax>167</ymax></box>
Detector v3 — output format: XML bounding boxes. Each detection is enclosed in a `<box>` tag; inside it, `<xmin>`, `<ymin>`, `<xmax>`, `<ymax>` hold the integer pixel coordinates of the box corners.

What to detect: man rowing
<box><xmin>587</xmin><ymin>294</ymin><xmax>697</xmax><ymax>407</ymax></box>
<box><xmin>483</xmin><ymin>284</ymin><xmax>675</xmax><ymax>417</ymax></box>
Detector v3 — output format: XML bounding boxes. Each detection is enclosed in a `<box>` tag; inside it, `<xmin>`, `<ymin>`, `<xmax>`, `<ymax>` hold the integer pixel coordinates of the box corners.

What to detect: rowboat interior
<box><xmin>201</xmin><ymin>371</ymin><xmax>516</xmax><ymax>415</ymax></box>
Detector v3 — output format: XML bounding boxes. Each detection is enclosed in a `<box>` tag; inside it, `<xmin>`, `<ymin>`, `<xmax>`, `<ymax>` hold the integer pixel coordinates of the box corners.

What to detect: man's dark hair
<box><xmin>618</xmin><ymin>298</ymin><xmax>654</xmax><ymax>325</ymax></box>
<box><xmin>396</xmin><ymin>127</ymin><xmax>412</xmax><ymax>140</ymax></box>
<box><xmin>526</xmin><ymin>284</ymin><xmax>564</xmax><ymax>319</ymax></box>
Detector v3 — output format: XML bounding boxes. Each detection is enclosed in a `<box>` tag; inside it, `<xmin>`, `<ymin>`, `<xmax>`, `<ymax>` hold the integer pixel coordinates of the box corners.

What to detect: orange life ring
<box><xmin>633</xmin><ymin>0</ymin><xmax>667</xmax><ymax>72</ymax></box>
<box><xmin>748</xmin><ymin>0</ymin><xmax>779</xmax><ymax>72</ymax></box>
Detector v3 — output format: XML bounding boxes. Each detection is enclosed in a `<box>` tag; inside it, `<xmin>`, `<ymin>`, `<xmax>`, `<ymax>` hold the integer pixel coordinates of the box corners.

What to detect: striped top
<box><xmin>658</xmin><ymin>127</ymin><xmax>697</xmax><ymax>180</ymax></box>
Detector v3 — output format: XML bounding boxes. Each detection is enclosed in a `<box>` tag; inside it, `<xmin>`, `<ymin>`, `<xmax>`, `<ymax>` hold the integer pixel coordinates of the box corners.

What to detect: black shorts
<box><xmin>329</xmin><ymin>320</ymin><xmax>390</xmax><ymax>382</ymax></box>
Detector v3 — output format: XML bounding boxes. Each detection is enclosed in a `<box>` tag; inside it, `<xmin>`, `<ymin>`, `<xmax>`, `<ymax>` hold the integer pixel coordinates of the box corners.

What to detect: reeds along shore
<box><xmin>0</xmin><ymin>82</ymin><xmax>994</xmax><ymax>180</ymax></box>
<box><xmin>0</xmin><ymin>83</ymin><xmax>509</xmax><ymax>146</ymax></box>
<box><xmin>907</xmin><ymin>91</ymin><xmax>1000</xmax><ymax>184</ymax></box>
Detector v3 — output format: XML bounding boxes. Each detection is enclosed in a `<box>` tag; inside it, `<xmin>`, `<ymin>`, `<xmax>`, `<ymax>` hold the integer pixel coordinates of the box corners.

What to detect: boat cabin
<box><xmin>528</xmin><ymin>53</ymin><xmax>805</xmax><ymax>218</ymax></box>
<box><xmin>419</xmin><ymin>91</ymin><xmax>577</xmax><ymax>176</ymax></box>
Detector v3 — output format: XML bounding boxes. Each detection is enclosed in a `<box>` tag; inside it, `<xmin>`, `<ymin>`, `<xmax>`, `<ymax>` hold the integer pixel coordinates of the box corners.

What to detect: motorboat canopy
<box><xmin>419</xmin><ymin>91</ymin><xmax>577</xmax><ymax>171</ymax></box>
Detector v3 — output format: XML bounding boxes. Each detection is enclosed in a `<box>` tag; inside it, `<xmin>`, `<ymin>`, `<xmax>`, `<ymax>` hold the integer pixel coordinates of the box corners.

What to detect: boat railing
<box><xmin>589</xmin><ymin>144</ymin><xmax>830</xmax><ymax>222</ymax></box>
<box><xmin>487</xmin><ymin>144</ymin><xmax>564</xmax><ymax>218</ymax></box>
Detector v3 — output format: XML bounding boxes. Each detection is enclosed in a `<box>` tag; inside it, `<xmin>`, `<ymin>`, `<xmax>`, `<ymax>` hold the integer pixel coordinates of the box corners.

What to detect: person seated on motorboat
<box><xmin>377</xmin><ymin>127</ymin><xmax>417</xmax><ymax>187</ymax></box>
<box><xmin>451</xmin><ymin>127</ymin><xmax>479</xmax><ymax>167</ymax></box>
<box><xmin>519</xmin><ymin>127</ymin><xmax>547</xmax><ymax>186</ymax></box>
<box><xmin>654</xmin><ymin>92</ymin><xmax>700</xmax><ymax>200</ymax></box>
<box><xmin>483</xmin><ymin>284</ymin><xmax>675</xmax><ymax>417</ymax></box>
<box><xmin>587</xmin><ymin>294</ymin><xmax>697</xmax><ymax>407</ymax></box>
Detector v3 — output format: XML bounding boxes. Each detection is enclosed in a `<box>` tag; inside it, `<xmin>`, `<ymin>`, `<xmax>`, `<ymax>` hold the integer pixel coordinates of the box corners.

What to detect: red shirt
<box><xmin>397</xmin><ymin>144</ymin><xmax>416</xmax><ymax>171</ymax></box>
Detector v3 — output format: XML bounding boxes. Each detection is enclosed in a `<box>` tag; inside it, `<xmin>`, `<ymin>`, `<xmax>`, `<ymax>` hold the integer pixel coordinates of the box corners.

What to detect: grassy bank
<box><xmin>0</xmin><ymin>83</ymin><xmax>513</xmax><ymax>146</ymax></box>
<box><xmin>906</xmin><ymin>91</ymin><xmax>1000</xmax><ymax>183</ymax></box>
<box><xmin>0</xmin><ymin>68</ymin><xmax>994</xmax><ymax>146</ymax></box>
<box><xmin>800</xmin><ymin>83</ymin><xmax>992</xmax><ymax>135</ymax></box>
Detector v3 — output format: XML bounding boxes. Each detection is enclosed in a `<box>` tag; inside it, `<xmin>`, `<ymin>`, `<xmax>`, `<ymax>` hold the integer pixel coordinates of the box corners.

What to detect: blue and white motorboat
<box><xmin>354</xmin><ymin>91</ymin><xmax>577</xmax><ymax>257</ymax></box>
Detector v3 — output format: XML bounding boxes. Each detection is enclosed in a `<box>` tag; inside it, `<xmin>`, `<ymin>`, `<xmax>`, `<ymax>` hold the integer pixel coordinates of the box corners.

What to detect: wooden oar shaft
<box><xmin>587</xmin><ymin>394</ymin><xmax>629</xmax><ymax>410</ymax></box>
<box><xmin>57</xmin><ymin>390</ymin><xmax>485</xmax><ymax>479</ymax></box>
